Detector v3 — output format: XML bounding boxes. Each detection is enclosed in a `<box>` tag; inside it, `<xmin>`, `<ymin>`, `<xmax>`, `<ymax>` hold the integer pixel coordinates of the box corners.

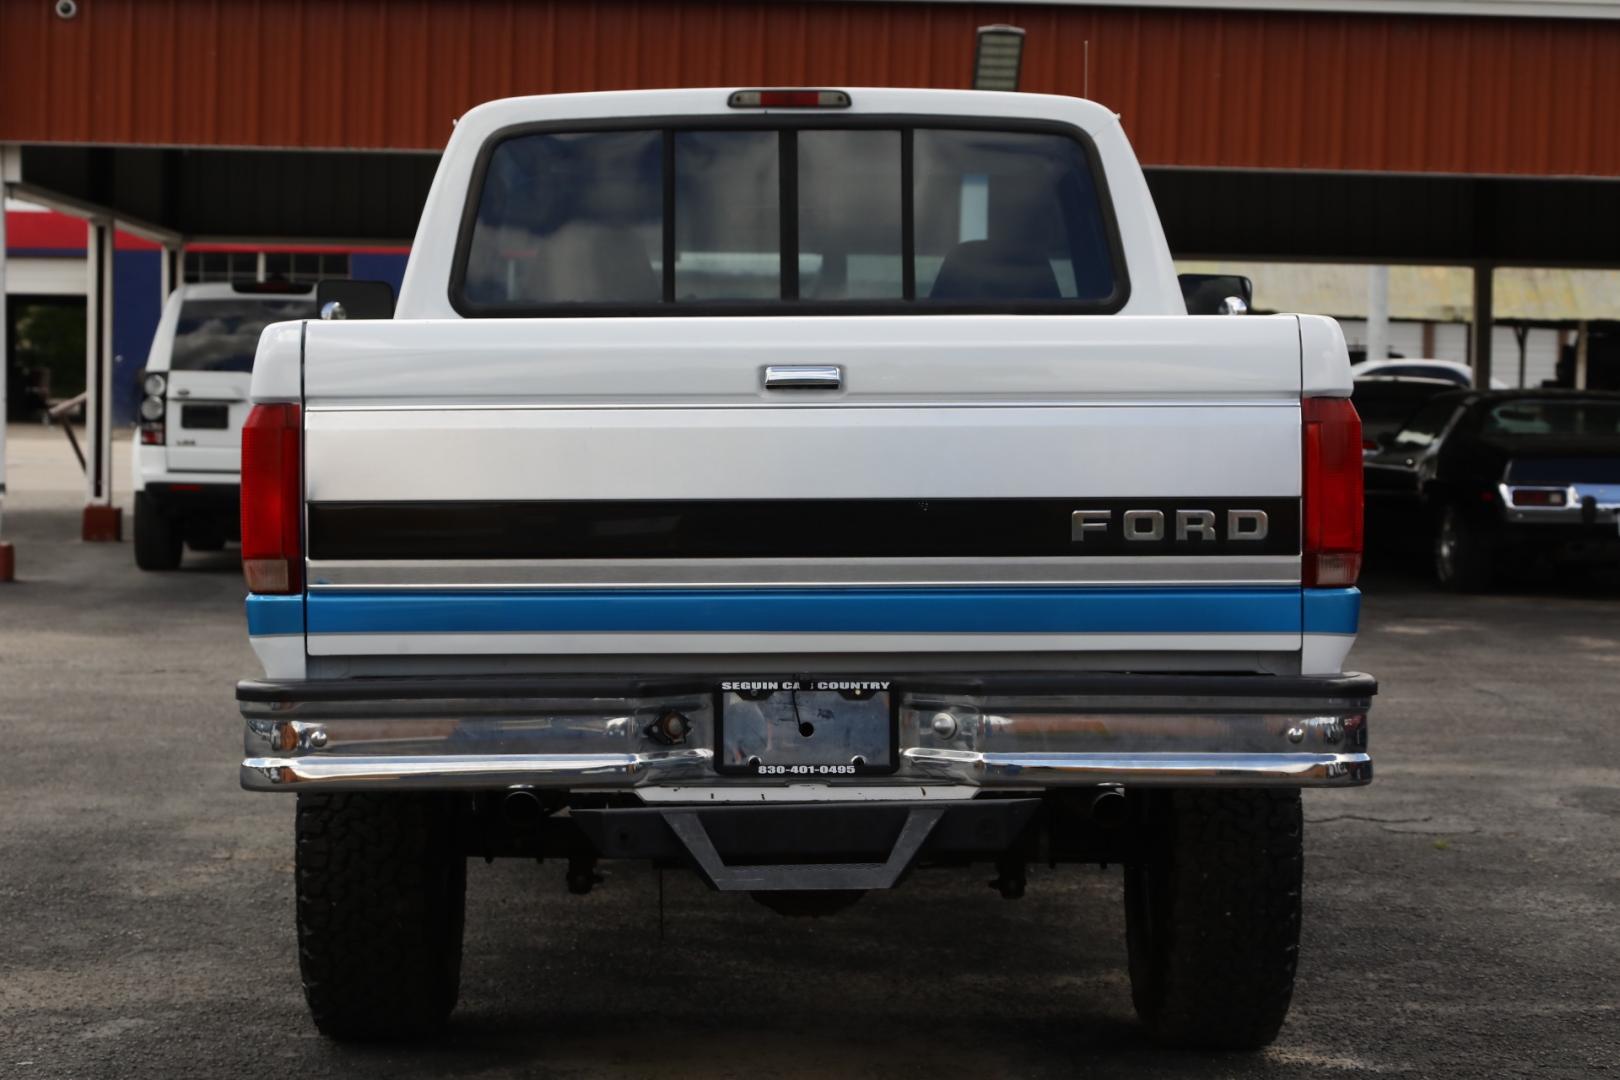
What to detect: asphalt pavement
<box><xmin>1</xmin><ymin>424</ymin><xmax>1617</xmax><ymax>1079</ymax></box>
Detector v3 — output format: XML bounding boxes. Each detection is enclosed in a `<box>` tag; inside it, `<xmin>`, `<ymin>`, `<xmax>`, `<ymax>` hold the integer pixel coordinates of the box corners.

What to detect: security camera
<box><xmin>55</xmin><ymin>0</ymin><xmax>78</xmax><ymax>19</ymax></box>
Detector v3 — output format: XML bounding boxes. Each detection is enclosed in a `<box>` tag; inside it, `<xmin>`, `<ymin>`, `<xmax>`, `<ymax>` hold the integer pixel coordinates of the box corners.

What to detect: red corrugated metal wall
<box><xmin>2</xmin><ymin>0</ymin><xmax>1618</xmax><ymax>177</ymax></box>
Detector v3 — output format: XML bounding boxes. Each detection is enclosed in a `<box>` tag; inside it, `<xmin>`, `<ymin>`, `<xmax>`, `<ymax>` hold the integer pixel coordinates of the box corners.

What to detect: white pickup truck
<box><xmin>237</xmin><ymin>88</ymin><xmax>1374</xmax><ymax>1048</ymax></box>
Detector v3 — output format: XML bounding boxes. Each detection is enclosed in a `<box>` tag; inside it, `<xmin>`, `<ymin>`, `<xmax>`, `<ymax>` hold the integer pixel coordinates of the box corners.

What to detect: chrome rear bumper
<box><xmin>239</xmin><ymin>672</ymin><xmax>1374</xmax><ymax>793</ymax></box>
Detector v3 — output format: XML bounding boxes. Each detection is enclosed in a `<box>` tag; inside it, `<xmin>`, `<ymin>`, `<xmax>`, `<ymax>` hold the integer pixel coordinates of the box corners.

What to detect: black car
<box><xmin>1352</xmin><ymin>376</ymin><xmax>1458</xmax><ymax>456</ymax></box>
<box><xmin>1363</xmin><ymin>390</ymin><xmax>1620</xmax><ymax>590</ymax></box>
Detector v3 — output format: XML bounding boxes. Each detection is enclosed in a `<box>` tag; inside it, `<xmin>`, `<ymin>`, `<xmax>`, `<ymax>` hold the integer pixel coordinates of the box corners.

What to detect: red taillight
<box><xmin>240</xmin><ymin>403</ymin><xmax>302</xmax><ymax>594</ymax></box>
<box><xmin>1302</xmin><ymin>397</ymin><xmax>1364</xmax><ymax>588</ymax></box>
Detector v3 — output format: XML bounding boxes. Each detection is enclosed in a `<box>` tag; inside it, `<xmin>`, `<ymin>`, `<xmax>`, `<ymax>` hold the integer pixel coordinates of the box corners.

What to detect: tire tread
<box><xmin>295</xmin><ymin>792</ymin><xmax>465</xmax><ymax>1041</ymax></box>
<box><xmin>1126</xmin><ymin>789</ymin><xmax>1303</xmax><ymax>1050</ymax></box>
<box><xmin>133</xmin><ymin>493</ymin><xmax>182</xmax><ymax>571</ymax></box>
<box><xmin>1435</xmin><ymin>504</ymin><xmax>1496</xmax><ymax>592</ymax></box>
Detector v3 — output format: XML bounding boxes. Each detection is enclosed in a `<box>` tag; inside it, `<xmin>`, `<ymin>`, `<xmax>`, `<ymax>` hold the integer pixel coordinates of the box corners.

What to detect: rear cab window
<box><xmin>454</xmin><ymin>121</ymin><xmax>1127</xmax><ymax>315</ymax></box>
<box><xmin>170</xmin><ymin>298</ymin><xmax>318</xmax><ymax>373</ymax></box>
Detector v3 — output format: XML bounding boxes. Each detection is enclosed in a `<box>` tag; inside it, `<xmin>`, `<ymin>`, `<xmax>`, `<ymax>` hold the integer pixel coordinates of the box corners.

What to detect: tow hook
<box><xmin>990</xmin><ymin>852</ymin><xmax>1026</xmax><ymax>899</ymax></box>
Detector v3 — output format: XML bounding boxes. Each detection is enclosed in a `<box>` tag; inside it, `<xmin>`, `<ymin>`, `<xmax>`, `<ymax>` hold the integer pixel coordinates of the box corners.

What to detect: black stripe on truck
<box><xmin>307</xmin><ymin>498</ymin><xmax>1301</xmax><ymax>561</ymax></box>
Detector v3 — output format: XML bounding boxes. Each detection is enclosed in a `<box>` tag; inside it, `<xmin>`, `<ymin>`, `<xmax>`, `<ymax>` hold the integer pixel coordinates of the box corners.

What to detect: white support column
<box><xmin>0</xmin><ymin>179</ymin><xmax>12</xmax><ymax>580</ymax></box>
<box><xmin>1470</xmin><ymin>263</ymin><xmax>1495</xmax><ymax>389</ymax></box>
<box><xmin>1365</xmin><ymin>265</ymin><xmax>1389</xmax><ymax>366</ymax></box>
<box><xmin>82</xmin><ymin>218</ymin><xmax>120</xmax><ymax>541</ymax></box>
<box><xmin>1575</xmin><ymin>320</ymin><xmax>1590</xmax><ymax>391</ymax></box>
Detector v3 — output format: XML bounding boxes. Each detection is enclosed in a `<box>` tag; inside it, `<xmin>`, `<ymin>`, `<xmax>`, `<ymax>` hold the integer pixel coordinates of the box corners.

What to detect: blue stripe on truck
<box><xmin>289</xmin><ymin>587</ymin><xmax>1354</xmax><ymax>637</ymax></box>
<box><xmin>1303</xmin><ymin>588</ymin><xmax>1361</xmax><ymax>635</ymax></box>
<box><xmin>245</xmin><ymin>594</ymin><xmax>304</xmax><ymax>636</ymax></box>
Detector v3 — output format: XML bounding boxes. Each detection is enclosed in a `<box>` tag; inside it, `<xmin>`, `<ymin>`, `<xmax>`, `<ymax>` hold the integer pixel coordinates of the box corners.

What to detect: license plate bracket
<box><xmin>715</xmin><ymin>680</ymin><xmax>898</xmax><ymax>777</ymax></box>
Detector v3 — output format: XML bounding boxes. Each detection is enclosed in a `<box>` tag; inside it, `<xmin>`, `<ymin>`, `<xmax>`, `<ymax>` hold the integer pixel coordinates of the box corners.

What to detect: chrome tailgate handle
<box><xmin>764</xmin><ymin>364</ymin><xmax>841</xmax><ymax>390</ymax></box>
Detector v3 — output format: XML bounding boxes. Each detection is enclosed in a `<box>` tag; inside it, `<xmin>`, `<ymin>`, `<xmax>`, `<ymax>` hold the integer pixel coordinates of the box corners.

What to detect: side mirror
<box><xmin>1179</xmin><ymin>273</ymin><xmax>1255</xmax><ymax>316</ymax></box>
<box><xmin>316</xmin><ymin>279</ymin><xmax>395</xmax><ymax>321</ymax></box>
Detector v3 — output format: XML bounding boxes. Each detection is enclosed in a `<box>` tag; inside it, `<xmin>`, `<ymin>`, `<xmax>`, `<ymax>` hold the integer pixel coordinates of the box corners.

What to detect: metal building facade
<box><xmin>2</xmin><ymin>0</ymin><xmax>1618</xmax><ymax>177</ymax></box>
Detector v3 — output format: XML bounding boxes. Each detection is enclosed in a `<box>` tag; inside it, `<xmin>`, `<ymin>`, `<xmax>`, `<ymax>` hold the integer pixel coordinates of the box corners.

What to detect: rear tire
<box><xmin>133</xmin><ymin>493</ymin><xmax>182</xmax><ymax>571</ymax></box>
<box><xmin>1433</xmin><ymin>504</ymin><xmax>1496</xmax><ymax>592</ymax></box>
<box><xmin>1124</xmin><ymin>789</ymin><xmax>1303</xmax><ymax>1050</ymax></box>
<box><xmin>295</xmin><ymin>793</ymin><xmax>466</xmax><ymax>1041</ymax></box>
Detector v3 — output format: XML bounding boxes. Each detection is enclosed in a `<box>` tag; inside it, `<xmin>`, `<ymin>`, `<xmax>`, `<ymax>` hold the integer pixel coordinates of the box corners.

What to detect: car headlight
<box><xmin>139</xmin><ymin>395</ymin><xmax>166</xmax><ymax>421</ymax></box>
<box><xmin>143</xmin><ymin>372</ymin><xmax>166</xmax><ymax>397</ymax></box>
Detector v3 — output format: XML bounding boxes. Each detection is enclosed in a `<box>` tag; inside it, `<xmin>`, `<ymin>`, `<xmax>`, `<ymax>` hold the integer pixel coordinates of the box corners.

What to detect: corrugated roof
<box><xmin>880</xmin><ymin>0</ymin><xmax>1620</xmax><ymax>19</ymax></box>
<box><xmin>1</xmin><ymin>0</ymin><xmax>1618</xmax><ymax>178</ymax></box>
<box><xmin>1175</xmin><ymin>261</ymin><xmax>1620</xmax><ymax>320</ymax></box>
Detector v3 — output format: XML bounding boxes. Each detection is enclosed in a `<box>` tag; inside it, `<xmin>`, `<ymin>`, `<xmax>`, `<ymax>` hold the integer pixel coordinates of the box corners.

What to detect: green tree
<box><xmin>13</xmin><ymin>300</ymin><xmax>87</xmax><ymax>402</ymax></box>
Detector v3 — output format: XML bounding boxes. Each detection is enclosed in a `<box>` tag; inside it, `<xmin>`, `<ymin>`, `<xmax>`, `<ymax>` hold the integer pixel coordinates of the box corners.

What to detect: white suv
<box><xmin>131</xmin><ymin>282</ymin><xmax>317</xmax><ymax>570</ymax></box>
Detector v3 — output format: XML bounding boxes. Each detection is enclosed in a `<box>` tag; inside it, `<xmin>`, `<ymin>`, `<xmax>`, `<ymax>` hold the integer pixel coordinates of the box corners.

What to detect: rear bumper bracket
<box><xmin>570</xmin><ymin>799</ymin><xmax>1041</xmax><ymax>891</ymax></box>
<box><xmin>664</xmin><ymin>805</ymin><xmax>945</xmax><ymax>892</ymax></box>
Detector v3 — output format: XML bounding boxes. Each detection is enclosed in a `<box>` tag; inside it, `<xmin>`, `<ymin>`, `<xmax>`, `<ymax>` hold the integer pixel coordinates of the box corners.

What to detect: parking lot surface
<box><xmin>1</xmin><ymin>426</ymin><xmax>1617</xmax><ymax>1079</ymax></box>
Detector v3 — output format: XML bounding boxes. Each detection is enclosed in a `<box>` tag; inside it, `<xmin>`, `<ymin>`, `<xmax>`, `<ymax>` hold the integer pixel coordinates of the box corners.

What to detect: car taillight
<box><xmin>139</xmin><ymin>371</ymin><xmax>166</xmax><ymax>445</ymax></box>
<box><xmin>1508</xmin><ymin>487</ymin><xmax>1567</xmax><ymax>507</ymax></box>
<box><xmin>1302</xmin><ymin>397</ymin><xmax>1364</xmax><ymax>588</ymax></box>
<box><xmin>240</xmin><ymin>403</ymin><xmax>302</xmax><ymax>594</ymax></box>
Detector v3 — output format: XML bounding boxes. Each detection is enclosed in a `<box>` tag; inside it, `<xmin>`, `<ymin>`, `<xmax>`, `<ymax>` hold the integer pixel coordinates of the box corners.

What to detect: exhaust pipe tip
<box><xmin>1089</xmin><ymin>788</ymin><xmax>1127</xmax><ymax>827</ymax></box>
<box><xmin>503</xmin><ymin>788</ymin><xmax>544</xmax><ymax>827</ymax></box>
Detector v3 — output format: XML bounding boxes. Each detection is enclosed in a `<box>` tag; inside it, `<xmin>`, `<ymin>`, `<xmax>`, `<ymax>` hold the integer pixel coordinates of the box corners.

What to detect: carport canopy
<box><xmin>12</xmin><ymin>142</ymin><xmax>1620</xmax><ymax>267</ymax></box>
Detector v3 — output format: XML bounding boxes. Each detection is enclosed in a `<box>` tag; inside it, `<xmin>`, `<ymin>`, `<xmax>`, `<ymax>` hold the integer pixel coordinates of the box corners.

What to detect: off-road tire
<box><xmin>1433</xmin><ymin>503</ymin><xmax>1496</xmax><ymax>592</ymax></box>
<box><xmin>1124</xmin><ymin>789</ymin><xmax>1303</xmax><ymax>1050</ymax></box>
<box><xmin>132</xmin><ymin>493</ymin><xmax>182</xmax><ymax>571</ymax></box>
<box><xmin>295</xmin><ymin>793</ymin><xmax>466</xmax><ymax>1041</ymax></box>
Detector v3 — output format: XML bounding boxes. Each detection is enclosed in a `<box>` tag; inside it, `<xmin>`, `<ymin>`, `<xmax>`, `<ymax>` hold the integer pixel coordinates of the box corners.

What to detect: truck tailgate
<box><xmin>293</xmin><ymin>314</ymin><xmax>1324</xmax><ymax>673</ymax></box>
